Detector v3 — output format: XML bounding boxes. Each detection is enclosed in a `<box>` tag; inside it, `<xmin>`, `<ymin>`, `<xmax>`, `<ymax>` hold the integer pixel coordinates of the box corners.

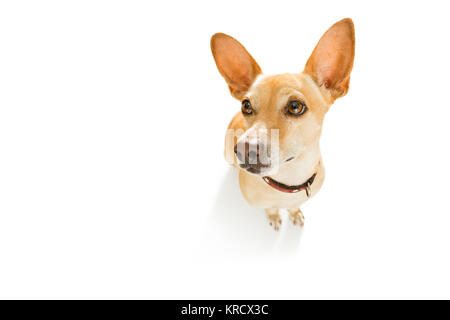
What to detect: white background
<box><xmin>1</xmin><ymin>0</ymin><xmax>450</xmax><ymax>299</ymax></box>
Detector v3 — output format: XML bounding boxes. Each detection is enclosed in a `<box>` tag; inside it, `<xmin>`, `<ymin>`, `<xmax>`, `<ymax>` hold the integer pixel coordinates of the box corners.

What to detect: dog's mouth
<box><xmin>239</xmin><ymin>163</ymin><xmax>271</xmax><ymax>175</ymax></box>
<box><xmin>262</xmin><ymin>174</ymin><xmax>317</xmax><ymax>195</ymax></box>
<box><xmin>285</xmin><ymin>156</ymin><xmax>295</xmax><ymax>162</ymax></box>
<box><xmin>239</xmin><ymin>154</ymin><xmax>300</xmax><ymax>176</ymax></box>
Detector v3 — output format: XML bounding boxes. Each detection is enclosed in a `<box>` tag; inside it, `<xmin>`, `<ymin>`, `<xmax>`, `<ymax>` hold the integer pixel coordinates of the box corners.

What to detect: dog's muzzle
<box><xmin>234</xmin><ymin>140</ymin><xmax>272</xmax><ymax>175</ymax></box>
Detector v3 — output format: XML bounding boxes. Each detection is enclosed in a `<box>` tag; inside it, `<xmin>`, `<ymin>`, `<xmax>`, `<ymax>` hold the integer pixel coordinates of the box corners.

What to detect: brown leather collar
<box><xmin>262</xmin><ymin>173</ymin><xmax>317</xmax><ymax>196</ymax></box>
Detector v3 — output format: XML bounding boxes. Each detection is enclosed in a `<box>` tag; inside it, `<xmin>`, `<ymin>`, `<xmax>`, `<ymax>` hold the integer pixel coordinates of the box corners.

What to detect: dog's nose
<box><xmin>235</xmin><ymin>141</ymin><xmax>257</xmax><ymax>163</ymax></box>
<box><xmin>234</xmin><ymin>141</ymin><xmax>268</xmax><ymax>167</ymax></box>
<box><xmin>234</xmin><ymin>144</ymin><xmax>244</xmax><ymax>162</ymax></box>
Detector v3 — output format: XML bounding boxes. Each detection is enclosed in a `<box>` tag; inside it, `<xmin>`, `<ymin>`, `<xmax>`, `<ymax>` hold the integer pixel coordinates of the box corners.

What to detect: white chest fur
<box><xmin>238</xmin><ymin>157</ymin><xmax>325</xmax><ymax>209</ymax></box>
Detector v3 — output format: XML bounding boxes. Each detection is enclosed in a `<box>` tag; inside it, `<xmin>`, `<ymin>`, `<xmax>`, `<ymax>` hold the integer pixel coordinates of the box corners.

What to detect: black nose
<box><xmin>248</xmin><ymin>149</ymin><xmax>258</xmax><ymax>163</ymax></box>
<box><xmin>234</xmin><ymin>141</ymin><xmax>268</xmax><ymax>167</ymax></box>
<box><xmin>234</xmin><ymin>144</ymin><xmax>242</xmax><ymax>162</ymax></box>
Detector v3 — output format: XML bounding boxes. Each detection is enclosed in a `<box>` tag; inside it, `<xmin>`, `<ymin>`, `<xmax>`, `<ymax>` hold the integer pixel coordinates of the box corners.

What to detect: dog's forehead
<box><xmin>249</xmin><ymin>74</ymin><xmax>306</xmax><ymax>98</ymax></box>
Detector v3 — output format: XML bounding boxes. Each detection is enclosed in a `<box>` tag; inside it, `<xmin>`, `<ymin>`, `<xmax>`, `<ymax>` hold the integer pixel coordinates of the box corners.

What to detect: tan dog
<box><xmin>211</xmin><ymin>18</ymin><xmax>355</xmax><ymax>230</ymax></box>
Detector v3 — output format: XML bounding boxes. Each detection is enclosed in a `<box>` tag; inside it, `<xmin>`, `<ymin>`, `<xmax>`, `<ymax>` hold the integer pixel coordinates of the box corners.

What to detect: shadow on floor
<box><xmin>200</xmin><ymin>167</ymin><xmax>303</xmax><ymax>260</ymax></box>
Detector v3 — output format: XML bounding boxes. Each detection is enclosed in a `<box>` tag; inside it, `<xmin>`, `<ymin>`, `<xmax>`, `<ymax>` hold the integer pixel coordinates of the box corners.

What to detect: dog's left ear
<box><xmin>211</xmin><ymin>33</ymin><xmax>262</xmax><ymax>100</ymax></box>
<box><xmin>304</xmin><ymin>18</ymin><xmax>355</xmax><ymax>100</ymax></box>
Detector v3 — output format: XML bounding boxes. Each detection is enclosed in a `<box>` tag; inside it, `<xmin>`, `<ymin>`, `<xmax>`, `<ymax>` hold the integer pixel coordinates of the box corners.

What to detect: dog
<box><xmin>211</xmin><ymin>18</ymin><xmax>355</xmax><ymax>230</ymax></box>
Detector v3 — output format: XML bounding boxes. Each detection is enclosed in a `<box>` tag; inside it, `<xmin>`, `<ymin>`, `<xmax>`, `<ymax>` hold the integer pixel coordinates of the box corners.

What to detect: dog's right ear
<box><xmin>211</xmin><ymin>33</ymin><xmax>262</xmax><ymax>100</ymax></box>
<box><xmin>304</xmin><ymin>18</ymin><xmax>355</xmax><ymax>101</ymax></box>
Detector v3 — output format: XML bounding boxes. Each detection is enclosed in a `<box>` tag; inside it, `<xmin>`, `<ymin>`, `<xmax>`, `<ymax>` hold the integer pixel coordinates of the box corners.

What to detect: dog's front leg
<box><xmin>288</xmin><ymin>208</ymin><xmax>304</xmax><ymax>227</ymax></box>
<box><xmin>265</xmin><ymin>208</ymin><xmax>281</xmax><ymax>231</ymax></box>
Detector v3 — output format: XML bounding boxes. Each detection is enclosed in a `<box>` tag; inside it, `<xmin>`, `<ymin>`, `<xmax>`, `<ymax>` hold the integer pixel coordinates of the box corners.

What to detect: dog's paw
<box><xmin>267</xmin><ymin>215</ymin><xmax>282</xmax><ymax>231</ymax></box>
<box><xmin>265</xmin><ymin>208</ymin><xmax>282</xmax><ymax>231</ymax></box>
<box><xmin>288</xmin><ymin>209</ymin><xmax>304</xmax><ymax>227</ymax></box>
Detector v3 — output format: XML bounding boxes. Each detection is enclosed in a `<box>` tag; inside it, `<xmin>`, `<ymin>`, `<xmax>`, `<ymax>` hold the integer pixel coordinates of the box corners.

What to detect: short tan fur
<box><xmin>211</xmin><ymin>19</ymin><xmax>355</xmax><ymax>230</ymax></box>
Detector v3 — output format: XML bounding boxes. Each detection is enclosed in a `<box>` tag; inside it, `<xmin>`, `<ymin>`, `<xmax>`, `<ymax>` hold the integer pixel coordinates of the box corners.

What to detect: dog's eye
<box><xmin>287</xmin><ymin>100</ymin><xmax>307</xmax><ymax>116</ymax></box>
<box><xmin>241</xmin><ymin>99</ymin><xmax>253</xmax><ymax>115</ymax></box>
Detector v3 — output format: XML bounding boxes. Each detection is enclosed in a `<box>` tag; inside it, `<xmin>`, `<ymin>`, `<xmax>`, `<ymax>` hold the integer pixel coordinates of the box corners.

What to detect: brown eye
<box><xmin>287</xmin><ymin>100</ymin><xmax>307</xmax><ymax>116</ymax></box>
<box><xmin>241</xmin><ymin>99</ymin><xmax>253</xmax><ymax>115</ymax></box>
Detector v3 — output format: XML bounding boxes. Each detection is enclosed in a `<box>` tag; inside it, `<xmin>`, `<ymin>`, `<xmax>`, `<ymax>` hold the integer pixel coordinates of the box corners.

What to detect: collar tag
<box><xmin>306</xmin><ymin>182</ymin><xmax>311</xmax><ymax>197</ymax></box>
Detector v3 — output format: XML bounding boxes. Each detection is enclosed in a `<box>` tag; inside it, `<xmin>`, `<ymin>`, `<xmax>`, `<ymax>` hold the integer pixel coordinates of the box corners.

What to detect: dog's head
<box><xmin>211</xmin><ymin>19</ymin><xmax>355</xmax><ymax>176</ymax></box>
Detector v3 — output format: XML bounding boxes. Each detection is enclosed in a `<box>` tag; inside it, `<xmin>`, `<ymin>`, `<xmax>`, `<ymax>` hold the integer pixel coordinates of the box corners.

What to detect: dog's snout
<box><xmin>234</xmin><ymin>144</ymin><xmax>244</xmax><ymax>163</ymax></box>
<box><xmin>235</xmin><ymin>141</ymin><xmax>259</xmax><ymax>163</ymax></box>
<box><xmin>235</xmin><ymin>140</ymin><xmax>270</xmax><ymax>171</ymax></box>
<box><xmin>248</xmin><ymin>149</ymin><xmax>258</xmax><ymax>163</ymax></box>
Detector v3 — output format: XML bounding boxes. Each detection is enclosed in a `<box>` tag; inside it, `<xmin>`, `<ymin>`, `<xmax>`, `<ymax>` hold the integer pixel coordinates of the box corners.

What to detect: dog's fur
<box><xmin>211</xmin><ymin>19</ymin><xmax>355</xmax><ymax>230</ymax></box>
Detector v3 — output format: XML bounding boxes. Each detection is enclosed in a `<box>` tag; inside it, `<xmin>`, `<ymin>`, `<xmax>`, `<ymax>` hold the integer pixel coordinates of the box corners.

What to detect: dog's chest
<box><xmin>238</xmin><ymin>163</ymin><xmax>324</xmax><ymax>209</ymax></box>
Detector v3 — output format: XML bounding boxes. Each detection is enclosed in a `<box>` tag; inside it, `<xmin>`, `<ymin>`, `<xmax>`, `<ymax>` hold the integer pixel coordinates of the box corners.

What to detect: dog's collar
<box><xmin>263</xmin><ymin>172</ymin><xmax>317</xmax><ymax>196</ymax></box>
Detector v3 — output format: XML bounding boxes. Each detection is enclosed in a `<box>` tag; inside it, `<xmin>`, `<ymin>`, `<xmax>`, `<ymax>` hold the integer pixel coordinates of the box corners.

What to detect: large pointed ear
<box><xmin>211</xmin><ymin>33</ymin><xmax>262</xmax><ymax>100</ymax></box>
<box><xmin>304</xmin><ymin>18</ymin><xmax>355</xmax><ymax>100</ymax></box>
